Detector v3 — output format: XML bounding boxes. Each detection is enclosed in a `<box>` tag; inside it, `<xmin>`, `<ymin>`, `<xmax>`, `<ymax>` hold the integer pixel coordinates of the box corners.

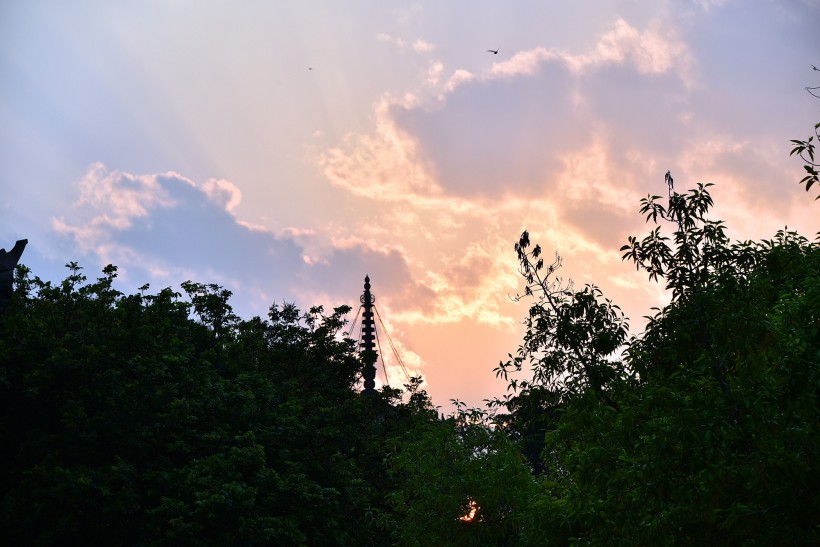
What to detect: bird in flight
<box><xmin>487</xmin><ymin>49</ymin><xmax>498</xmax><ymax>54</ymax></box>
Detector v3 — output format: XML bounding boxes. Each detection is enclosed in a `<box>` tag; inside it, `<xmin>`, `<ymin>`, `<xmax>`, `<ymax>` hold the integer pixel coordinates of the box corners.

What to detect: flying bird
<box><xmin>487</xmin><ymin>49</ymin><xmax>498</xmax><ymax>54</ymax></box>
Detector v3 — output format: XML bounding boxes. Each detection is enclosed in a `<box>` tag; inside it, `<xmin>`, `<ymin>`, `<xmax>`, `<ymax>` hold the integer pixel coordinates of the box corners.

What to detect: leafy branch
<box><xmin>789</xmin><ymin>64</ymin><xmax>820</xmax><ymax>199</ymax></box>
<box><xmin>499</xmin><ymin>231</ymin><xmax>627</xmax><ymax>410</ymax></box>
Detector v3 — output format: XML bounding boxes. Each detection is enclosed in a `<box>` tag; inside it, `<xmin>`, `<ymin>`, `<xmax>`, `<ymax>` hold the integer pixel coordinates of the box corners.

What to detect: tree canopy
<box><xmin>0</xmin><ymin>264</ymin><xmax>449</xmax><ymax>545</ymax></box>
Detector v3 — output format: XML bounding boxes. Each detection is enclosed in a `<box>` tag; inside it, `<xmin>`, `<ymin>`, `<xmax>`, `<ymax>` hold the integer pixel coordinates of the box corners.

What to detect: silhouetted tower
<box><xmin>352</xmin><ymin>275</ymin><xmax>412</xmax><ymax>394</ymax></box>
<box><xmin>360</xmin><ymin>275</ymin><xmax>378</xmax><ymax>395</ymax></box>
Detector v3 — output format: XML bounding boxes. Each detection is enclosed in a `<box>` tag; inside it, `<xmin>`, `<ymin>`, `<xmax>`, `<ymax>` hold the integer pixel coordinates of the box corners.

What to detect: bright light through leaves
<box><xmin>459</xmin><ymin>499</ymin><xmax>478</xmax><ymax>523</ymax></box>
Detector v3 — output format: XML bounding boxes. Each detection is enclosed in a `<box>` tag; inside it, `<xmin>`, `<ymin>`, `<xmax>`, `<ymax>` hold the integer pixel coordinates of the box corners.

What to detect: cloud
<box><xmin>53</xmin><ymin>164</ymin><xmax>434</xmax><ymax>324</ymax></box>
<box><xmin>568</xmin><ymin>18</ymin><xmax>693</xmax><ymax>79</ymax></box>
<box><xmin>442</xmin><ymin>69</ymin><xmax>475</xmax><ymax>94</ymax></box>
<box><xmin>70</xmin><ymin>162</ymin><xmax>179</xmax><ymax>234</ymax></box>
<box><xmin>392</xmin><ymin>63</ymin><xmax>582</xmax><ymax>198</ymax></box>
<box><xmin>202</xmin><ymin>178</ymin><xmax>242</xmax><ymax>212</ymax></box>
<box><xmin>693</xmin><ymin>0</ymin><xmax>730</xmax><ymax>12</ymax></box>
<box><xmin>426</xmin><ymin>61</ymin><xmax>444</xmax><ymax>86</ymax></box>
<box><xmin>437</xmin><ymin>18</ymin><xmax>693</xmax><ymax>98</ymax></box>
<box><xmin>412</xmin><ymin>39</ymin><xmax>436</xmax><ymax>53</ymax></box>
<box><xmin>376</xmin><ymin>33</ymin><xmax>436</xmax><ymax>54</ymax></box>
<box><xmin>375</xmin><ymin>18</ymin><xmax>696</xmax><ymax>202</ymax></box>
<box><xmin>488</xmin><ymin>48</ymin><xmax>558</xmax><ymax>78</ymax></box>
<box><xmin>319</xmin><ymin>96</ymin><xmax>444</xmax><ymax>201</ymax></box>
<box><xmin>376</xmin><ymin>32</ymin><xmax>405</xmax><ymax>48</ymax></box>
<box><xmin>314</xmin><ymin>10</ymin><xmax>816</xmax><ymax>353</ymax></box>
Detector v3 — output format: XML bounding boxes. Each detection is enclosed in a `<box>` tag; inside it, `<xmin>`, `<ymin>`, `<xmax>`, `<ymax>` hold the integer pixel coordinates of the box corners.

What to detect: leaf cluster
<box><xmin>790</xmin><ymin>67</ymin><xmax>820</xmax><ymax>199</ymax></box>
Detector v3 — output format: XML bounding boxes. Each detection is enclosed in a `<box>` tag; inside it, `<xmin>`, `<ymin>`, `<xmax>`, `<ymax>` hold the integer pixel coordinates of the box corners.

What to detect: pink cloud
<box><xmin>319</xmin><ymin>97</ymin><xmax>444</xmax><ymax>201</ymax></box>
<box><xmin>442</xmin><ymin>69</ymin><xmax>476</xmax><ymax>94</ymax></box>
<box><xmin>576</xmin><ymin>18</ymin><xmax>693</xmax><ymax>80</ymax></box>
<box><xmin>74</xmin><ymin>162</ymin><xmax>180</xmax><ymax>225</ymax></box>
<box><xmin>488</xmin><ymin>48</ymin><xmax>558</xmax><ymax>78</ymax></box>
<box><xmin>440</xmin><ymin>18</ymin><xmax>694</xmax><ymax>95</ymax></box>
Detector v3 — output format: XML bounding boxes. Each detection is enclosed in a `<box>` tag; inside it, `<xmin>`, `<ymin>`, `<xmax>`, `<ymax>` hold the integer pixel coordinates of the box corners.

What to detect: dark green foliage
<box><xmin>382</xmin><ymin>399</ymin><xmax>536</xmax><ymax>546</ymax></box>
<box><xmin>505</xmin><ymin>178</ymin><xmax>819</xmax><ymax>544</ymax></box>
<box><xmin>546</xmin><ymin>233</ymin><xmax>819</xmax><ymax>544</ymax></box>
<box><xmin>492</xmin><ymin>386</ymin><xmax>564</xmax><ymax>476</ymax></box>
<box><xmin>0</xmin><ymin>265</ymin><xmax>441</xmax><ymax>545</ymax></box>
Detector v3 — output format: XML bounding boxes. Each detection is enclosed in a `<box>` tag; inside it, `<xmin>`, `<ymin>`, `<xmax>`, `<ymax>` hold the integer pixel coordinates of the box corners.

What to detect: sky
<box><xmin>2</xmin><ymin>0</ymin><xmax>818</xmax><ymax>409</ymax></box>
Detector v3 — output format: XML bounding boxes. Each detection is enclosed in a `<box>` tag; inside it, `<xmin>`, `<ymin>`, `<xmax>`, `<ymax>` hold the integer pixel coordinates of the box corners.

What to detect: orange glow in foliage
<box><xmin>459</xmin><ymin>498</ymin><xmax>478</xmax><ymax>522</ymax></box>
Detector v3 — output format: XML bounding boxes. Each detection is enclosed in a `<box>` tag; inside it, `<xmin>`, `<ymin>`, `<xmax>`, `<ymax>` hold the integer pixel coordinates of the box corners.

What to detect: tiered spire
<box><xmin>360</xmin><ymin>275</ymin><xmax>378</xmax><ymax>395</ymax></box>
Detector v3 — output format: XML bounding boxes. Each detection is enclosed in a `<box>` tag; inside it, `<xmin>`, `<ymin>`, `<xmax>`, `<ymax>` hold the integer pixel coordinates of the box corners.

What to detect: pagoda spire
<box><xmin>360</xmin><ymin>275</ymin><xmax>378</xmax><ymax>395</ymax></box>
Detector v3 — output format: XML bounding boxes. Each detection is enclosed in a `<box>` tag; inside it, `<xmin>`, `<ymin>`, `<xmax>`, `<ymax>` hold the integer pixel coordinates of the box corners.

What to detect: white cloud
<box><xmin>426</xmin><ymin>61</ymin><xmax>444</xmax><ymax>86</ymax></box>
<box><xmin>412</xmin><ymin>39</ymin><xmax>436</xmax><ymax>53</ymax></box>
<box><xmin>202</xmin><ymin>178</ymin><xmax>242</xmax><ymax>212</ymax></box>
<box><xmin>376</xmin><ymin>32</ymin><xmax>405</xmax><ymax>47</ymax></box>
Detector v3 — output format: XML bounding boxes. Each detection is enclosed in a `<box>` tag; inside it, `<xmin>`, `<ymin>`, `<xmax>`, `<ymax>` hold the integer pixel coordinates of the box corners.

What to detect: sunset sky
<box><xmin>2</xmin><ymin>1</ymin><xmax>818</xmax><ymax>409</ymax></box>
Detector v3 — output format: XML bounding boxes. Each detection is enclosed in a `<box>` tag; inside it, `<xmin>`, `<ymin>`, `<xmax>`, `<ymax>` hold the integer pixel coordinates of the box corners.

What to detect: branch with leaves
<box><xmin>498</xmin><ymin>231</ymin><xmax>627</xmax><ymax>410</ymax></box>
<box><xmin>620</xmin><ymin>177</ymin><xmax>749</xmax><ymax>301</ymax></box>
<box><xmin>789</xmin><ymin>65</ymin><xmax>820</xmax><ymax>199</ymax></box>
